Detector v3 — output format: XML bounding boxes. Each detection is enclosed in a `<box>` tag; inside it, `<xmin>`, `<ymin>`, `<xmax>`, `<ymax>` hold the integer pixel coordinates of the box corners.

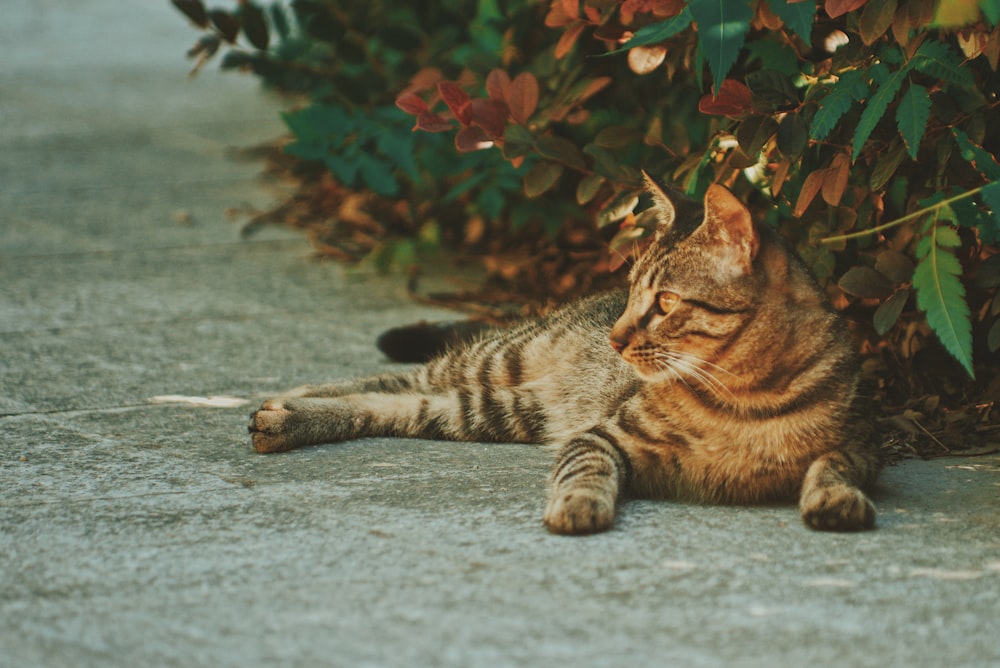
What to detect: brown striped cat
<box><xmin>249</xmin><ymin>177</ymin><xmax>881</xmax><ymax>533</ymax></box>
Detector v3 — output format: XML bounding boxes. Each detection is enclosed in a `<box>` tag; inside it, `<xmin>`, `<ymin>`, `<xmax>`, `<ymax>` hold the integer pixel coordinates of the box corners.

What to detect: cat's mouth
<box><xmin>624</xmin><ymin>347</ymin><xmax>737</xmax><ymax>397</ymax></box>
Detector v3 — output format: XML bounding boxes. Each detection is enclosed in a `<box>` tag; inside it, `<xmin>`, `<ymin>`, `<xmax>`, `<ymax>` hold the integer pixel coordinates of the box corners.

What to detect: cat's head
<box><xmin>609</xmin><ymin>176</ymin><xmax>761</xmax><ymax>384</ymax></box>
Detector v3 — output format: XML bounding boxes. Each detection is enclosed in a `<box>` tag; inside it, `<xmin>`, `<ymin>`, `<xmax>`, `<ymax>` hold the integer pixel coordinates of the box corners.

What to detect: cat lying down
<box><xmin>249</xmin><ymin>176</ymin><xmax>881</xmax><ymax>534</ymax></box>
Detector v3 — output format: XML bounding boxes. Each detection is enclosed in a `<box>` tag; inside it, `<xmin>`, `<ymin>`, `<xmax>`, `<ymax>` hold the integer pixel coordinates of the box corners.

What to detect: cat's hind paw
<box><xmin>800</xmin><ymin>484</ymin><xmax>875</xmax><ymax>531</ymax></box>
<box><xmin>248</xmin><ymin>399</ymin><xmax>297</xmax><ymax>453</ymax></box>
<box><xmin>543</xmin><ymin>490</ymin><xmax>616</xmax><ymax>535</ymax></box>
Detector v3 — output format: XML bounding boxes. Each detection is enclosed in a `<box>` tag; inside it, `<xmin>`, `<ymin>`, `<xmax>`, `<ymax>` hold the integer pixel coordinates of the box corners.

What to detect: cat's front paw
<box><xmin>800</xmin><ymin>484</ymin><xmax>875</xmax><ymax>531</ymax></box>
<box><xmin>248</xmin><ymin>399</ymin><xmax>298</xmax><ymax>453</ymax></box>
<box><xmin>543</xmin><ymin>490</ymin><xmax>616</xmax><ymax>535</ymax></box>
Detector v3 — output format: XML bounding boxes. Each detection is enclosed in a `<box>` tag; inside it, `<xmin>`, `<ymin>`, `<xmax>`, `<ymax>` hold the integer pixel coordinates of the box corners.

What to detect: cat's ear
<box><xmin>699</xmin><ymin>184</ymin><xmax>760</xmax><ymax>276</ymax></box>
<box><xmin>641</xmin><ymin>170</ymin><xmax>677</xmax><ymax>236</ymax></box>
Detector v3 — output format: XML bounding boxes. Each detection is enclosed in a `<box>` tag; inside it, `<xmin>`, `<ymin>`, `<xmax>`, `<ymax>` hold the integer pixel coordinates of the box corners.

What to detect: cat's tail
<box><xmin>376</xmin><ymin>319</ymin><xmax>494</xmax><ymax>363</ymax></box>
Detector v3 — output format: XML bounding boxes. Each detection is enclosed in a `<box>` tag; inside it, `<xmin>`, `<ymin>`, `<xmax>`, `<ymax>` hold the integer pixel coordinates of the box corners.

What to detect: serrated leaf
<box><xmin>935</xmin><ymin>225</ymin><xmax>962</xmax><ymax>247</ymax></box>
<box><xmin>689</xmin><ymin>0</ymin><xmax>753</xmax><ymax>95</ymax></box>
<box><xmin>979</xmin><ymin>180</ymin><xmax>1000</xmax><ymax>243</ymax></box>
<box><xmin>769</xmin><ymin>0</ymin><xmax>816</xmax><ymax>44</ymax></box>
<box><xmin>874</xmin><ymin>288</ymin><xmax>910</xmax><ymax>335</ymax></box>
<box><xmin>910</xmin><ymin>39</ymin><xmax>974</xmax><ymax>86</ymax></box>
<box><xmin>952</xmin><ymin>128</ymin><xmax>1000</xmax><ymax>180</ymax></box>
<box><xmin>810</xmin><ymin>70</ymin><xmax>868</xmax><ymax>141</ymax></box>
<box><xmin>619</xmin><ymin>8</ymin><xmax>693</xmax><ymax>50</ymax></box>
<box><xmin>912</xmin><ymin>228</ymin><xmax>974</xmax><ymax>378</ymax></box>
<box><xmin>895</xmin><ymin>83</ymin><xmax>930</xmax><ymax>160</ymax></box>
<box><xmin>852</xmin><ymin>66</ymin><xmax>909</xmax><ymax>161</ymax></box>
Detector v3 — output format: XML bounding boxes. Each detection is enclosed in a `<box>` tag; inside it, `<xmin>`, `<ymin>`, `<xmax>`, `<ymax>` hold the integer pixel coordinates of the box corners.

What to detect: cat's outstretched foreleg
<box><xmin>543</xmin><ymin>427</ymin><xmax>632</xmax><ymax>535</ymax></box>
<box><xmin>248</xmin><ymin>392</ymin><xmax>455</xmax><ymax>453</ymax></box>
<box><xmin>798</xmin><ymin>442</ymin><xmax>881</xmax><ymax>531</ymax></box>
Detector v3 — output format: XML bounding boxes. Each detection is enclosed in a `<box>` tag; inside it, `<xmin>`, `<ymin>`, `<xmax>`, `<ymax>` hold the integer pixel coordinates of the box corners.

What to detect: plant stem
<box><xmin>821</xmin><ymin>185</ymin><xmax>985</xmax><ymax>244</ymax></box>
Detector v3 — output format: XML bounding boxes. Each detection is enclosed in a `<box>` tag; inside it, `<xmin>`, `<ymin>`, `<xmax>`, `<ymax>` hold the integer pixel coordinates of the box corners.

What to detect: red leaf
<box><xmin>508</xmin><ymin>72</ymin><xmax>540</xmax><ymax>125</ymax></box>
<box><xmin>395</xmin><ymin>93</ymin><xmax>429</xmax><ymax>116</ymax></box>
<box><xmin>825</xmin><ymin>0</ymin><xmax>868</xmax><ymax>18</ymax></box>
<box><xmin>415</xmin><ymin>112</ymin><xmax>453</xmax><ymax>133</ymax></box>
<box><xmin>697</xmin><ymin>79</ymin><xmax>753</xmax><ymax>118</ymax></box>
<box><xmin>455</xmin><ymin>126</ymin><xmax>494</xmax><ymax>152</ymax></box>
<box><xmin>470</xmin><ymin>97</ymin><xmax>509</xmax><ymax>137</ymax></box>
<box><xmin>437</xmin><ymin>81</ymin><xmax>472</xmax><ymax>125</ymax></box>
<box><xmin>485</xmin><ymin>69</ymin><xmax>510</xmax><ymax>102</ymax></box>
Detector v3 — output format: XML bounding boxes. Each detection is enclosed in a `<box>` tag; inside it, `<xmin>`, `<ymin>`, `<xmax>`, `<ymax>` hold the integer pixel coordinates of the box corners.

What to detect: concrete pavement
<box><xmin>2</xmin><ymin>2</ymin><xmax>999</xmax><ymax>666</ymax></box>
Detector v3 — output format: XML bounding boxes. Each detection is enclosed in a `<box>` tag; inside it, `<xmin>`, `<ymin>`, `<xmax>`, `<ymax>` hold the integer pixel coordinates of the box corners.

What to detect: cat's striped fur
<box><xmin>249</xmin><ymin>178</ymin><xmax>881</xmax><ymax>533</ymax></box>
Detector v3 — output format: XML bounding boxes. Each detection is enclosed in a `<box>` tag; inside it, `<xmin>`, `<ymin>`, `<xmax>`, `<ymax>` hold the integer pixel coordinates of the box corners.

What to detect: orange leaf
<box><xmin>821</xmin><ymin>152</ymin><xmax>850</xmax><ymax>206</ymax></box>
<box><xmin>697</xmin><ymin>79</ymin><xmax>753</xmax><ymax>118</ymax></box>
<box><xmin>825</xmin><ymin>0</ymin><xmax>867</xmax><ymax>19</ymax></box>
<box><xmin>556</xmin><ymin>22</ymin><xmax>586</xmax><ymax>59</ymax></box>
<box><xmin>509</xmin><ymin>72</ymin><xmax>540</xmax><ymax>125</ymax></box>
<box><xmin>485</xmin><ymin>69</ymin><xmax>510</xmax><ymax>101</ymax></box>
<box><xmin>395</xmin><ymin>93</ymin><xmax>429</xmax><ymax>116</ymax></box>
<box><xmin>794</xmin><ymin>169</ymin><xmax>827</xmax><ymax>217</ymax></box>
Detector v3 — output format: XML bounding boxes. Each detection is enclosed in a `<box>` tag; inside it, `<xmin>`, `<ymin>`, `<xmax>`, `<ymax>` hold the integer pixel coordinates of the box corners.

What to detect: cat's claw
<box><xmin>800</xmin><ymin>484</ymin><xmax>876</xmax><ymax>531</ymax></box>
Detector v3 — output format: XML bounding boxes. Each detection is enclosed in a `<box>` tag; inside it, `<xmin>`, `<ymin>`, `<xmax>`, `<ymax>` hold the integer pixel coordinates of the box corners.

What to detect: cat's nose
<box><xmin>609</xmin><ymin>335</ymin><xmax>627</xmax><ymax>354</ymax></box>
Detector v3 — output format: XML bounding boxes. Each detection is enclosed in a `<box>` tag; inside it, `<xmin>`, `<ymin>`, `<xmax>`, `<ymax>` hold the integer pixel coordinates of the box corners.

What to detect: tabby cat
<box><xmin>249</xmin><ymin>177</ymin><xmax>881</xmax><ymax>533</ymax></box>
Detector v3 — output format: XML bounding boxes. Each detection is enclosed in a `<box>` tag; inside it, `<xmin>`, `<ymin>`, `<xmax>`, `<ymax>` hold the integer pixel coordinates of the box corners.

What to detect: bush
<box><xmin>174</xmin><ymin>0</ymin><xmax>1000</xmax><ymax>387</ymax></box>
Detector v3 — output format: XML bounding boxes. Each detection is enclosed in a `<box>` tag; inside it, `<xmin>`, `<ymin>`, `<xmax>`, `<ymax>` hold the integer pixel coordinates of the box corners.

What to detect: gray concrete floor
<box><xmin>3</xmin><ymin>2</ymin><xmax>1000</xmax><ymax>667</ymax></box>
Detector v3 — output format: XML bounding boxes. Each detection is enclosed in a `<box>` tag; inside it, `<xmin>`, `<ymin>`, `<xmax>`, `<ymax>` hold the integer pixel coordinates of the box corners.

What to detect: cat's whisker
<box><xmin>655</xmin><ymin>351</ymin><xmax>736</xmax><ymax>400</ymax></box>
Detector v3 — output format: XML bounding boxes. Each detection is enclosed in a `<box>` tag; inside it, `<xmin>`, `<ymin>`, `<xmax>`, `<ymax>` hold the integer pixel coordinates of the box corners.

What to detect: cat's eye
<box><xmin>656</xmin><ymin>291</ymin><xmax>680</xmax><ymax>315</ymax></box>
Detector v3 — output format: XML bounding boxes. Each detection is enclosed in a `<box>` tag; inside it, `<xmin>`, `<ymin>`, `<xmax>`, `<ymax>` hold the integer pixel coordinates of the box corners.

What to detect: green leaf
<box><xmin>896</xmin><ymin>83</ymin><xmax>931</xmax><ymax>160</ymax></box>
<box><xmin>358</xmin><ymin>155</ymin><xmax>399</xmax><ymax>196</ymax></box>
<box><xmin>912</xmin><ymin>224</ymin><xmax>974</xmax><ymax>378</ymax></box>
<box><xmin>852</xmin><ymin>66</ymin><xmax>909</xmax><ymax>161</ymax></box>
<box><xmin>979</xmin><ymin>180</ymin><xmax>1000</xmax><ymax>244</ymax></box>
<box><xmin>689</xmin><ymin>0</ymin><xmax>753</xmax><ymax>95</ymax></box>
<box><xmin>809</xmin><ymin>70</ymin><xmax>868</xmax><ymax>141</ymax></box>
<box><xmin>952</xmin><ymin>128</ymin><xmax>1000</xmax><ymax>180</ymax></box>
<box><xmin>984</xmin><ymin>0</ymin><xmax>1000</xmax><ymax>26</ymax></box>
<box><xmin>910</xmin><ymin>39</ymin><xmax>974</xmax><ymax>87</ymax></box>
<box><xmin>743</xmin><ymin>39</ymin><xmax>800</xmax><ymax>76</ymax></box>
<box><xmin>619</xmin><ymin>8</ymin><xmax>693</xmax><ymax>50</ymax></box>
<box><xmin>768</xmin><ymin>0</ymin><xmax>816</xmax><ymax>44</ymax></box>
<box><xmin>745</xmin><ymin>69</ymin><xmax>799</xmax><ymax>109</ymax></box>
<box><xmin>874</xmin><ymin>288</ymin><xmax>910</xmax><ymax>335</ymax></box>
<box><xmin>523</xmin><ymin>161</ymin><xmax>563</xmax><ymax>198</ymax></box>
<box><xmin>838</xmin><ymin>266</ymin><xmax>895</xmax><ymax>299</ymax></box>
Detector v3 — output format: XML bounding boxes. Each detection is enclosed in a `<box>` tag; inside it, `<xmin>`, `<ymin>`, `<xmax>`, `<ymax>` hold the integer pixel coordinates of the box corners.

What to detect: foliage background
<box><xmin>174</xmin><ymin>0</ymin><xmax>1000</xmax><ymax>453</ymax></box>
